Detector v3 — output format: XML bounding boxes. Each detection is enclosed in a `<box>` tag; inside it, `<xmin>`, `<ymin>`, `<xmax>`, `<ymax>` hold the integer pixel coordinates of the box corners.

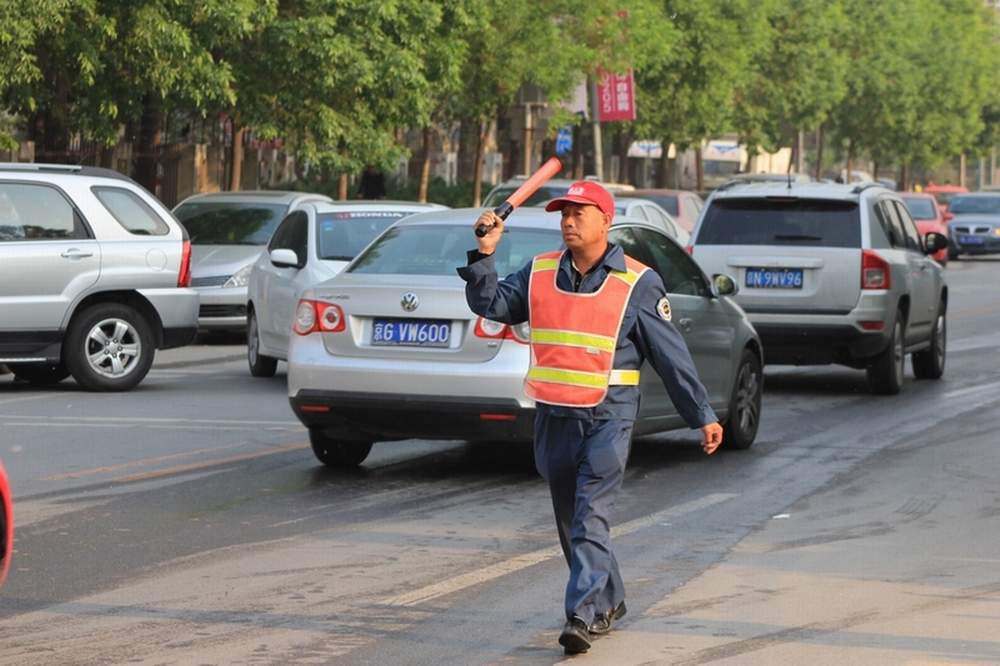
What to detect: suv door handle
<box><xmin>677</xmin><ymin>317</ymin><xmax>693</xmax><ymax>332</ymax></box>
<box><xmin>61</xmin><ymin>249</ymin><xmax>94</xmax><ymax>260</ymax></box>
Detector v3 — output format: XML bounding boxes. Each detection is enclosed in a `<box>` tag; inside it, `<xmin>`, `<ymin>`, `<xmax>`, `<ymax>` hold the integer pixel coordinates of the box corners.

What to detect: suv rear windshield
<box><xmin>698</xmin><ymin>198</ymin><xmax>861</xmax><ymax>248</ymax></box>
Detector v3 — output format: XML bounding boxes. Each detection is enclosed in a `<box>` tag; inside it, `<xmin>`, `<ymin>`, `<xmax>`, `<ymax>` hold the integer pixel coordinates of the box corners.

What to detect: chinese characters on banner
<box><xmin>596</xmin><ymin>69</ymin><xmax>636</xmax><ymax>122</ymax></box>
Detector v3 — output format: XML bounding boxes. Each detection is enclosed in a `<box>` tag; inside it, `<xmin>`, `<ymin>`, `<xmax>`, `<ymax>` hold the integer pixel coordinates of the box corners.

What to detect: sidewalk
<box><xmin>581</xmin><ymin>417</ymin><xmax>1000</xmax><ymax>665</ymax></box>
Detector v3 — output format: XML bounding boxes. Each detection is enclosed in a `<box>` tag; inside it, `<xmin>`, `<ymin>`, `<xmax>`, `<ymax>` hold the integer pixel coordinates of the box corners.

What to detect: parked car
<box><xmin>0</xmin><ymin>163</ymin><xmax>199</xmax><ymax>391</ymax></box>
<box><xmin>612</xmin><ymin>197</ymin><xmax>690</xmax><ymax>245</ymax></box>
<box><xmin>942</xmin><ymin>192</ymin><xmax>1000</xmax><ymax>260</ymax></box>
<box><xmin>923</xmin><ymin>183</ymin><xmax>967</xmax><ymax>211</ymax></box>
<box><xmin>0</xmin><ymin>458</ymin><xmax>11</xmax><ymax>588</ymax></box>
<box><xmin>172</xmin><ymin>190</ymin><xmax>334</xmax><ymax>333</ymax></box>
<box><xmin>615</xmin><ymin>189</ymin><xmax>704</xmax><ymax>233</ymax></box>
<box><xmin>482</xmin><ymin>177</ymin><xmax>634</xmax><ymax>209</ymax></box>
<box><xmin>286</xmin><ymin>207</ymin><xmax>763</xmax><ymax>466</ymax></box>
<box><xmin>247</xmin><ymin>200</ymin><xmax>448</xmax><ymax>376</ymax></box>
<box><xmin>898</xmin><ymin>192</ymin><xmax>951</xmax><ymax>265</ymax></box>
<box><xmin>689</xmin><ymin>181</ymin><xmax>948</xmax><ymax>395</ymax></box>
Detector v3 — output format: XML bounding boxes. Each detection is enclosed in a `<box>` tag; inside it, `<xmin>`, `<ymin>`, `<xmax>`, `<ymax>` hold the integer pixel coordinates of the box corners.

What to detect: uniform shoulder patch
<box><xmin>656</xmin><ymin>296</ymin><xmax>672</xmax><ymax>322</ymax></box>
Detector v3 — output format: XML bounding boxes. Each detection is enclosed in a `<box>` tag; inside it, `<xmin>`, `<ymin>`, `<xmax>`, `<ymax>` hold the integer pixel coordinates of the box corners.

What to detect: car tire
<box><xmin>912</xmin><ymin>303</ymin><xmax>946</xmax><ymax>380</ymax></box>
<box><xmin>721</xmin><ymin>349</ymin><xmax>762</xmax><ymax>450</ymax></box>
<box><xmin>867</xmin><ymin>311</ymin><xmax>904</xmax><ymax>395</ymax></box>
<box><xmin>64</xmin><ymin>303</ymin><xmax>155</xmax><ymax>392</ymax></box>
<box><xmin>247</xmin><ymin>310</ymin><xmax>277</xmax><ymax>378</ymax></box>
<box><xmin>947</xmin><ymin>245</ymin><xmax>959</xmax><ymax>261</ymax></box>
<box><xmin>7</xmin><ymin>362</ymin><xmax>71</xmax><ymax>385</ymax></box>
<box><xmin>309</xmin><ymin>428</ymin><xmax>373</xmax><ymax>467</ymax></box>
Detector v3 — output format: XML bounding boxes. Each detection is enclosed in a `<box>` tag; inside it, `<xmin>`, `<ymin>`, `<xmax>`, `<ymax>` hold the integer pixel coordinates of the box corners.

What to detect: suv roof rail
<box><xmin>715</xmin><ymin>179</ymin><xmax>749</xmax><ymax>193</ymax></box>
<box><xmin>0</xmin><ymin>162</ymin><xmax>134</xmax><ymax>183</ymax></box>
<box><xmin>851</xmin><ymin>182</ymin><xmax>888</xmax><ymax>195</ymax></box>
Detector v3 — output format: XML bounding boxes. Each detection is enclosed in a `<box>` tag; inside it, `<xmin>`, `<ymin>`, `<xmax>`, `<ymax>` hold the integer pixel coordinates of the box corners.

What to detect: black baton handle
<box><xmin>475</xmin><ymin>201</ymin><xmax>514</xmax><ymax>237</ymax></box>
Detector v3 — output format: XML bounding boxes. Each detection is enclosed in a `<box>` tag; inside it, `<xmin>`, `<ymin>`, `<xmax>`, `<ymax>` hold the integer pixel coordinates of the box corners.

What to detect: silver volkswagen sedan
<box><xmin>287</xmin><ymin>208</ymin><xmax>763</xmax><ymax>466</ymax></box>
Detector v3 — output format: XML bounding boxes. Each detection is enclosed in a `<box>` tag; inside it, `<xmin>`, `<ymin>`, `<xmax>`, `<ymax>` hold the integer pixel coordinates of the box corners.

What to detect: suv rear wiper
<box><xmin>775</xmin><ymin>234</ymin><xmax>823</xmax><ymax>241</ymax></box>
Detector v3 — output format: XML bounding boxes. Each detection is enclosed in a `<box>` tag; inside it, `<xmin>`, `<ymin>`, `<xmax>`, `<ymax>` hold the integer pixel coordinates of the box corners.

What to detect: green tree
<box><xmin>226</xmin><ymin>0</ymin><xmax>444</xmax><ymax>197</ymax></box>
<box><xmin>633</xmin><ymin>0</ymin><xmax>772</xmax><ymax>189</ymax></box>
<box><xmin>827</xmin><ymin>0</ymin><xmax>1000</xmax><ymax>188</ymax></box>
<box><xmin>731</xmin><ymin>0</ymin><xmax>849</xmax><ymax>179</ymax></box>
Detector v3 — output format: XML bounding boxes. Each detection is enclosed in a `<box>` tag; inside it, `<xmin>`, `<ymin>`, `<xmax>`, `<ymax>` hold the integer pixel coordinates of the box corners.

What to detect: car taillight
<box><xmin>474</xmin><ymin>317</ymin><xmax>530</xmax><ymax>344</ymax></box>
<box><xmin>177</xmin><ymin>239</ymin><xmax>192</xmax><ymax>288</ymax></box>
<box><xmin>861</xmin><ymin>250</ymin><xmax>890</xmax><ymax>290</ymax></box>
<box><xmin>294</xmin><ymin>299</ymin><xmax>345</xmax><ymax>335</ymax></box>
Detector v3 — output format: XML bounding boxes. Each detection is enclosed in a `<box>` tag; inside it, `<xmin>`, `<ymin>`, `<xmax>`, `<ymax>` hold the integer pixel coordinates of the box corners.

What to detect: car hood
<box><xmin>190</xmin><ymin>245</ymin><xmax>267</xmax><ymax>277</ymax></box>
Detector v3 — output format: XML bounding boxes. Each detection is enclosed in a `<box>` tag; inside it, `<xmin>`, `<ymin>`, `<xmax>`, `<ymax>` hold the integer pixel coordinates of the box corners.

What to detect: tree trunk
<box><xmin>135</xmin><ymin>95</ymin><xmax>162</xmax><ymax>195</ymax></box>
<box><xmin>572</xmin><ymin>123</ymin><xmax>584</xmax><ymax>179</ymax></box>
<box><xmin>815</xmin><ymin>125</ymin><xmax>825</xmax><ymax>182</ymax></box>
<box><xmin>901</xmin><ymin>164</ymin><xmax>910</xmax><ymax>192</ymax></box>
<box><xmin>472</xmin><ymin>120</ymin><xmax>492</xmax><ymax>207</ymax></box>
<box><xmin>418</xmin><ymin>125</ymin><xmax>433</xmax><ymax>203</ymax></box>
<box><xmin>695</xmin><ymin>147</ymin><xmax>704</xmax><ymax>192</ymax></box>
<box><xmin>339</xmin><ymin>172</ymin><xmax>349</xmax><ymax>200</ymax></box>
<box><xmin>657</xmin><ymin>146</ymin><xmax>669</xmax><ymax>189</ymax></box>
<box><xmin>229</xmin><ymin>124</ymin><xmax>245</xmax><ymax>192</ymax></box>
<box><xmin>845</xmin><ymin>138</ymin><xmax>855</xmax><ymax>184</ymax></box>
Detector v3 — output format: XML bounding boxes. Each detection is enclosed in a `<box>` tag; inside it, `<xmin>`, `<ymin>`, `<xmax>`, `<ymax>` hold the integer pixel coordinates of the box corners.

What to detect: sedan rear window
<box><xmin>173</xmin><ymin>202</ymin><xmax>287</xmax><ymax>245</ymax></box>
<box><xmin>698</xmin><ymin>198</ymin><xmax>861</xmax><ymax>248</ymax></box>
<box><xmin>901</xmin><ymin>198</ymin><xmax>935</xmax><ymax>220</ymax></box>
<box><xmin>947</xmin><ymin>195</ymin><xmax>1000</xmax><ymax>215</ymax></box>
<box><xmin>348</xmin><ymin>224</ymin><xmax>561</xmax><ymax>276</ymax></box>
<box><xmin>316</xmin><ymin>211</ymin><xmax>411</xmax><ymax>261</ymax></box>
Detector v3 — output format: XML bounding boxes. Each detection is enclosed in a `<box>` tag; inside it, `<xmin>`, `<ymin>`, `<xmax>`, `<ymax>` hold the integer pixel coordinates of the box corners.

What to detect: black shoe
<box><xmin>559</xmin><ymin>616</ymin><xmax>592</xmax><ymax>654</ymax></box>
<box><xmin>589</xmin><ymin>600</ymin><xmax>626</xmax><ymax>635</ymax></box>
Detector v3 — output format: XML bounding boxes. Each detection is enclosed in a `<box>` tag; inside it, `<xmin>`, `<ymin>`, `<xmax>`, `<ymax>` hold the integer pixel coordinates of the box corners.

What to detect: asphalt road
<box><xmin>0</xmin><ymin>258</ymin><xmax>998</xmax><ymax>666</ymax></box>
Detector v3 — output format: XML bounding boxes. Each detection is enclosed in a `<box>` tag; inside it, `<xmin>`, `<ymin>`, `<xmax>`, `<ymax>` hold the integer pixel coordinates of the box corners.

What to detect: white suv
<box><xmin>0</xmin><ymin>163</ymin><xmax>199</xmax><ymax>391</ymax></box>
<box><xmin>690</xmin><ymin>181</ymin><xmax>948</xmax><ymax>394</ymax></box>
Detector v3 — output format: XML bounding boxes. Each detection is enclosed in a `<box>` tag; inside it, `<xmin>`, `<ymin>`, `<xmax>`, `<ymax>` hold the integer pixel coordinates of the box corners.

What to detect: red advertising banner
<box><xmin>596</xmin><ymin>69</ymin><xmax>636</xmax><ymax>122</ymax></box>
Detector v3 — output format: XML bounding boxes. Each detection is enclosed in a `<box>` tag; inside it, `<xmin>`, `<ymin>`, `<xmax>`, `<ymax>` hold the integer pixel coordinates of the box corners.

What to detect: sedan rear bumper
<box><xmin>290</xmin><ymin>390</ymin><xmax>536</xmax><ymax>443</ymax></box>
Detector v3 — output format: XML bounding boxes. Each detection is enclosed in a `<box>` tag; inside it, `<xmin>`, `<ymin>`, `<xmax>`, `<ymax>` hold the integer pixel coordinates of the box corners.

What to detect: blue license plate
<box><xmin>745</xmin><ymin>268</ymin><xmax>803</xmax><ymax>289</ymax></box>
<box><xmin>372</xmin><ymin>319</ymin><xmax>451</xmax><ymax>347</ymax></box>
<box><xmin>959</xmin><ymin>235</ymin><xmax>984</xmax><ymax>245</ymax></box>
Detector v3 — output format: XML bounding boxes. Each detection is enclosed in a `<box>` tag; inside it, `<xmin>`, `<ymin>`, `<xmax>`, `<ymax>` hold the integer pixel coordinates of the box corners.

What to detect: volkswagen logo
<box><xmin>400</xmin><ymin>292</ymin><xmax>419</xmax><ymax>312</ymax></box>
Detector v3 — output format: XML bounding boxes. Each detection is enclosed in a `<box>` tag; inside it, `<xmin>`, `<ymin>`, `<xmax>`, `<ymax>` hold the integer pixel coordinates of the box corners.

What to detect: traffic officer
<box><xmin>457</xmin><ymin>180</ymin><xmax>723</xmax><ymax>654</ymax></box>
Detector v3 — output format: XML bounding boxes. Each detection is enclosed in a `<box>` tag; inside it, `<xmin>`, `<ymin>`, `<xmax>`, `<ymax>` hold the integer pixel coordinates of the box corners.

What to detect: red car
<box><xmin>615</xmin><ymin>189</ymin><xmax>704</xmax><ymax>233</ymax></box>
<box><xmin>923</xmin><ymin>184</ymin><xmax>967</xmax><ymax>211</ymax></box>
<box><xmin>0</xmin><ymin>459</ymin><xmax>12</xmax><ymax>587</ymax></box>
<box><xmin>899</xmin><ymin>192</ymin><xmax>952</xmax><ymax>265</ymax></box>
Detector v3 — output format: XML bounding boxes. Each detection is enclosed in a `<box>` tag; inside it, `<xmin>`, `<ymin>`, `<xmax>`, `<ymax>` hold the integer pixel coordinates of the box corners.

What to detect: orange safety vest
<box><xmin>524</xmin><ymin>250</ymin><xmax>648</xmax><ymax>407</ymax></box>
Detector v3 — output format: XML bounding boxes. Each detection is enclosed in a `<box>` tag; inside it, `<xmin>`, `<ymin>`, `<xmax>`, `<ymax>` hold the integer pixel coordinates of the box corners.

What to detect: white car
<box><xmin>286</xmin><ymin>208</ymin><xmax>763</xmax><ymax>466</ymax></box>
<box><xmin>613</xmin><ymin>197</ymin><xmax>690</xmax><ymax>246</ymax></box>
<box><xmin>246</xmin><ymin>200</ymin><xmax>447</xmax><ymax>376</ymax></box>
<box><xmin>172</xmin><ymin>190</ymin><xmax>333</xmax><ymax>333</ymax></box>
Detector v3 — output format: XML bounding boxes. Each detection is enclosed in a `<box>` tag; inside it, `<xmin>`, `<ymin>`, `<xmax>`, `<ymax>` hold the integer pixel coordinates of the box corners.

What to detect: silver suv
<box><xmin>0</xmin><ymin>163</ymin><xmax>199</xmax><ymax>391</ymax></box>
<box><xmin>690</xmin><ymin>181</ymin><xmax>948</xmax><ymax>394</ymax></box>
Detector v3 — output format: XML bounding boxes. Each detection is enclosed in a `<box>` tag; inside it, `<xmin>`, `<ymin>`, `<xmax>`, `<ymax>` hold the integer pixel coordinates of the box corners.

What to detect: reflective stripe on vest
<box><xmin>524</xmin><ymin>250</ymin><xmax>648</xmax><ymax>407</ymax></box>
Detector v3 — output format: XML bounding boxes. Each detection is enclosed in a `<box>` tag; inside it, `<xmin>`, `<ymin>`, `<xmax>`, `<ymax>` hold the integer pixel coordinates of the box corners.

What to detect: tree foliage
<box><xmin>2</xmin><ymin>0</ymin><xmax>1000</xmax><ymax>188</ymax></box>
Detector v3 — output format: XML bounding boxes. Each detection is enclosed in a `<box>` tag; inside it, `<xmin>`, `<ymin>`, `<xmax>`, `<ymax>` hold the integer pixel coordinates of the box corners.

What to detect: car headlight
<box><xmin>223</xmin><ymin>263</ymin><xmax>255</xmax><ymax>288</ymax></box>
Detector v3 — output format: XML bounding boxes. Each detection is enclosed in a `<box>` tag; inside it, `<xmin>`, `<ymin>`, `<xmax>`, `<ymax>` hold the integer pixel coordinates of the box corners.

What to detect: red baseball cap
<box><xmin>544</xmin><ymin>180</ymin><xmax>615</xmax><ymax>217</ymax></box>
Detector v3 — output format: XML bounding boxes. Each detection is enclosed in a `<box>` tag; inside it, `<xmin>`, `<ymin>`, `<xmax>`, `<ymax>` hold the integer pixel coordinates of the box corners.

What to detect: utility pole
<box><xmin>590</xmin><ymin>77</ymin><xmax>603</xmax><ymax>180</ymax></box>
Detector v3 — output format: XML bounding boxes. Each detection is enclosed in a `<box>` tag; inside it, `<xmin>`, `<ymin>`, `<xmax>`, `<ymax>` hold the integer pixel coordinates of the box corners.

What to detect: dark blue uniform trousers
<box><xmin>534</xmin><ymin>411</ymin><xmax>632</xmax><ymax>625</ymax></box>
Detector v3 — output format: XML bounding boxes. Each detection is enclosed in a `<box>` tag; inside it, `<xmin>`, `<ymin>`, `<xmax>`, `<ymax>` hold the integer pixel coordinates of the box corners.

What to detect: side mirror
<box><xmin>924</xmin><ymin>232</ymin><xmax>948</xmax><ymax>254</ymax></box>
<box><xmin>270</xmin><ymin>248</ymin><xmax>302</xmax><ymax>269</ymax></box>
<box><xmin>712</xmin><ymin>273</ymin><xmax>739</xmax><ymax>297</ymax></box>
<box><xmin>943</xmin><ymin>211</ymin><xmax>954</xmax><ymax>222</ymax></box>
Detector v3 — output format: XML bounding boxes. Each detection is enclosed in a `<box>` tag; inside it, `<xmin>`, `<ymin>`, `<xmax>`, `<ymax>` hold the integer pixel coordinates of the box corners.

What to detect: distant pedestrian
<box><xmin>358</xmin><ymin>165</ymin><xmax>386</xmax><ymax>200</ymax></box>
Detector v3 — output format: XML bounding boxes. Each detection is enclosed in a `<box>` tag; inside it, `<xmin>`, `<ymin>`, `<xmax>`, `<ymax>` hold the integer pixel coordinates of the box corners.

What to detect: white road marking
<box><xmin>381</xmin><ymin>493</ymin><xmax>737</xmax><ymax>607</ymax></box>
